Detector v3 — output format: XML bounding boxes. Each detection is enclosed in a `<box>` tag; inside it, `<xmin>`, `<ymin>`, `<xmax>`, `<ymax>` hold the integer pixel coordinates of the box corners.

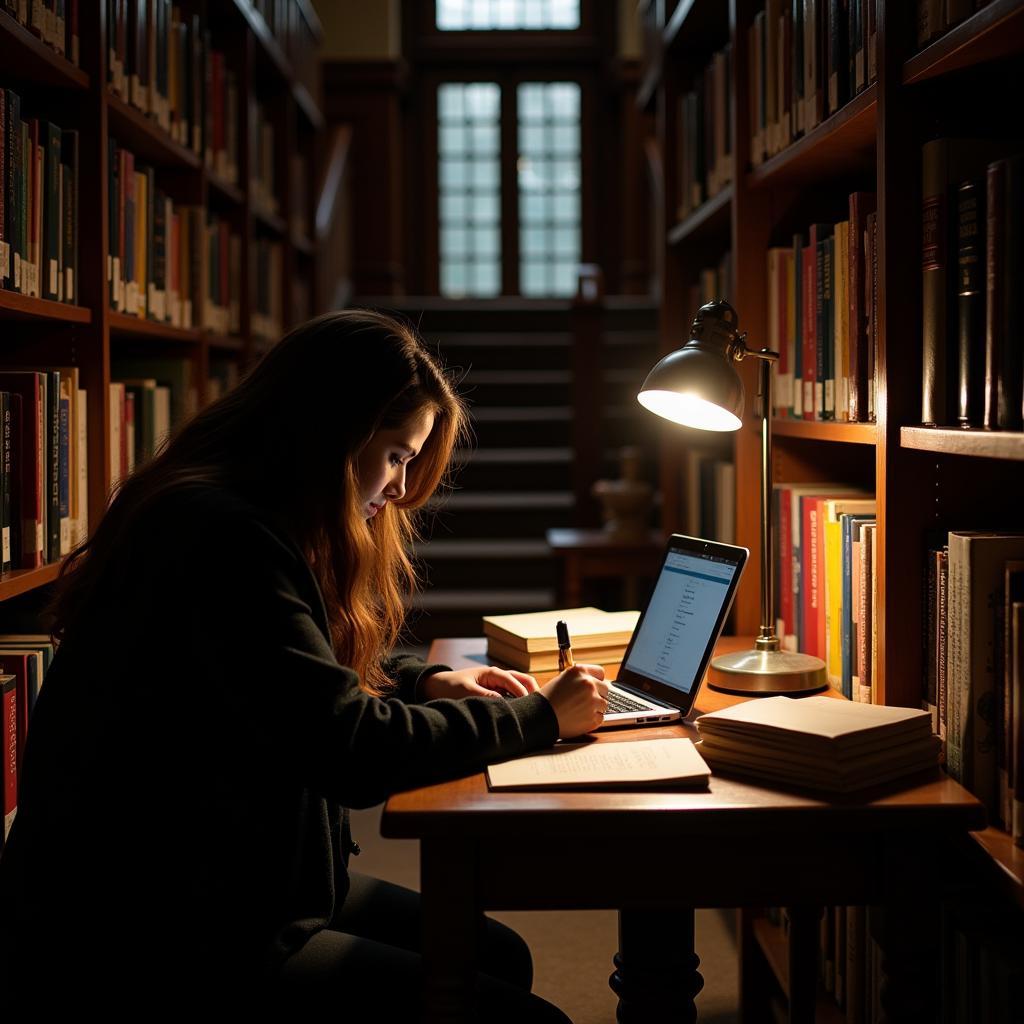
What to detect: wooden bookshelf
<box><xmin>643</xmin><ymin>0</ymin><xmax>1024</xmax><ymax>1015</ymax></box>
<box><xmin>0</xmin><ymin>0</ymin><xmax>324</xmax><ymax>613</ymax></box>
<box><xmin>0</xmin><ymin>291</ymin><xmax>92</xmax><ymax>325</ymax></box>
<box><xmin>667</xmin><ymin>184</ymin><xmax>732</xmax><ymax>246</ymax></box>
<box><xmin>901</xmin><ymin>426</ymin><xmax>1024</xmax><ymax>461</ymax></box>
<box><xmin>773</xmin><ymin>419</ymin><xmax>877</xmax><ymax>445</ymax></box>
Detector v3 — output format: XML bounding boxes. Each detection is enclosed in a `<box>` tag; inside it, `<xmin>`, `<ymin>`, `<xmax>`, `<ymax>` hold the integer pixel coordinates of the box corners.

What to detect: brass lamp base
<box><xmin>708</xmin><ymin>648</ymin><xmax>828</xmax><ymax>695</ymax></box>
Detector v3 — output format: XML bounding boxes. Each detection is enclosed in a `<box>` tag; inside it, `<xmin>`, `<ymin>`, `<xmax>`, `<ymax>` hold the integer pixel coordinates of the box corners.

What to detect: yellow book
<box><xmin>485</xmin><ymin>635</ymin><xmax>628</xmax><ymax>673</ymax></box>
<box><xmin>482</xmin><ymin>607</ymin><xmax>639</xmax><ymax>653</ymax></box>
<box><xmin>823</xmin><ymin>498</ymin><xmax>875</xmax><ymax>692</ymax></box>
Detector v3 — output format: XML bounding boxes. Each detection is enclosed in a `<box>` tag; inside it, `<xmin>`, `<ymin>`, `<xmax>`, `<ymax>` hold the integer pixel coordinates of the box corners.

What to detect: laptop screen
<box><xmin>621</xmin><ymin>549</ymin><xmax>740</xmax><ymax>695</ymax></box>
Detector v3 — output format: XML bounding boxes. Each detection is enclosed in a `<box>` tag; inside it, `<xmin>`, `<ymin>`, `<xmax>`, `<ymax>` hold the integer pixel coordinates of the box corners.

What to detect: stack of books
<box><xmin>695</xmin><ymin>695</ymin><xmax>939</xmax><ymax>792</ymax></box>
<box><xmin>482</xmin><ymin>607</ymin><xmax>639</xmax><ymax>673</ymax></box>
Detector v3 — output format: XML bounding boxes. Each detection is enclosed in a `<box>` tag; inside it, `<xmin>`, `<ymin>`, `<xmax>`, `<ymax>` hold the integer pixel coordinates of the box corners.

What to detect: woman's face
<box><xmin>355</xmin><ymin>410</ymin><xmax>436</xmax><ymax>520</ymax></box>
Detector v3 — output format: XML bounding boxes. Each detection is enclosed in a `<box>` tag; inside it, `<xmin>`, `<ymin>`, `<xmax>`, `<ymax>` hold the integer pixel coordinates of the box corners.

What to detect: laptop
<box><xmin>596</xmin><ymin>534</ymin><xmax>748</xmax><ymax>727</ymax></box>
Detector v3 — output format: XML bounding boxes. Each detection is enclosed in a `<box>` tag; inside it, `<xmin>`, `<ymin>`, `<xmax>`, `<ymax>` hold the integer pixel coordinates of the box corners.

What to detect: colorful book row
<box><xmin>750</xmin><ymin>0</ymin><xmax>877</xmax><ymax>167</ymax></box>
<box><xmin>675</xmin><ymin>43</ymin><xmax>732</xmax><ymax>221</ymax></box>
<box><xmin>0</xmin><ymin>369</ymin><xmax>88</xmax><ymax>571</ymax></box>
<box><xmin>0</xmin><ymin>90</ymin><xmax>78</xmax><ymax>304</ymax></box>
<box><xmin>109</xmin><ymin>356</ymin><xmax>197</xmax><ymax>493</ymax></box>
<box><xmin>773</xmin><ymin>485</ymin><xmax>876</xmax><ymax>702</ymax></box>
<box><xmin>0</xmin><ymin>634</ymin><xmax>56</xmax><ymax>847</ymax></box>
<box><xmin>769</xmin><ymin>191</ymin><xmax>877</xmax><ymax>422</ymax></box>
<box><xmin>106</xmin><ymin>0</ymin><xmax>239</xmax><ymax>183</ymax></box>
<box><xmin>3</xmin><ymin>0</ymin><xmax>80</xmax><ymax>66</ymax></box>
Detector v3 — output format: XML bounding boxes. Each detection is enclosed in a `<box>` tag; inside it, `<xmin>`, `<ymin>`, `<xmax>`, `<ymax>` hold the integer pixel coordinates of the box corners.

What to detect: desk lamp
<box><xmin>637</xmin><ymin>299</ymin><xmax>826</xmax><ymax>694</ymax></box>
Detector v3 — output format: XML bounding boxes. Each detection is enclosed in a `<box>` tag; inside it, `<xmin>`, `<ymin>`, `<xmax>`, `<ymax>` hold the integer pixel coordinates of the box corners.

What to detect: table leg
<box><xmin>609</xmin><ymin>907</ymin><xmax>702</xmax><ymax>1023</ymax></box>
<box><xmin>420</xmin><ymin>838</ymin><xmax>479</xmax><ymax>1024</ymax></box>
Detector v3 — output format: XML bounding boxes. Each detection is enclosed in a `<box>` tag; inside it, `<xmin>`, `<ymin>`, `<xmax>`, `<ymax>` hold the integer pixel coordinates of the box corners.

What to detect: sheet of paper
<box><xmin>487</xmin><ymin>737</ymin><xmax>710</xmax><ymax>789</ymax></box>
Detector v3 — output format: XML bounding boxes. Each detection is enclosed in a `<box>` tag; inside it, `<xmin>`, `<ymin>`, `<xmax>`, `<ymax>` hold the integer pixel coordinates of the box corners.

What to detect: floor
<box><xmin>349</xmin><ymin>803</ymin><xmax>741</xmax><ymax>1024</ymax></box>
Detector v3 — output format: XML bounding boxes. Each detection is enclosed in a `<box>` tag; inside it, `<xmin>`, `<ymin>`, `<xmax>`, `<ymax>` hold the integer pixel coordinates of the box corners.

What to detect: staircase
<box><xmin>360</xmin><ymin>298</ymin><xmax>659</xmax><ymax>646</ymax></box>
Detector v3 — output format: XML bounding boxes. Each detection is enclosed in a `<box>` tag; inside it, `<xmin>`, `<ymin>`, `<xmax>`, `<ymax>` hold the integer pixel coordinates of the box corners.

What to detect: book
<box><xmin>955</xmin><ymin>177</ymin><xmax>985</xmax><ymax>426</ymax></box>
<box><xmin>946</xmin><ymin>532</ymin><xmax>1024</xmax><ymax>819</ymax></box>
<box><xmin>695</xmin><ymin>695</ymin><xmax>939</xmax><ymax>791</ymax></box>
<box><xmin>483</xmin><ymin>607</ymin><xmax>640</xmax><ymax>654</ymax></box>
<box><xmin>484</xmin><ymin>635</ymin><xmax>629</xmax><ymax>673</ymax></box>
<box><xmin>2</xmin><ymin>672</ymin><xmax>15</xmax><ymax>842</ymax></box>
<box><xmin>983</xmin><ymin>155</ymin><xmax>1024</xmax><ymax>431</ymax></box>
<box><xmin>486</xmin><ymin>737</ymin><xmax>711</xmax><ymax>791</ymax></box>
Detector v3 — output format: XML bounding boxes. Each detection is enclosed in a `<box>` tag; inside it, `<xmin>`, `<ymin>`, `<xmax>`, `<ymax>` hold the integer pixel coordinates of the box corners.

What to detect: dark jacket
<box><xmin>0</xmin><ymin>484</ymin><xmax>558</xmax><ymax>1000</ymax></box>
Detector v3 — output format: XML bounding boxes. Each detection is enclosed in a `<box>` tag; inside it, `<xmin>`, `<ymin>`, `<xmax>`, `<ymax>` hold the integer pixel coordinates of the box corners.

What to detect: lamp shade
<box><xmin>637</xmin><ymin>301</ymin><xmax>745</xmax><ymax>432</ymax></box>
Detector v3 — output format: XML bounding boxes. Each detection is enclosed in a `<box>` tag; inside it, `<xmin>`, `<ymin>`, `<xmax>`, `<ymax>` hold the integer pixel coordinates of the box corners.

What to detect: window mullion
<box><xmin>500</xmin><ymin>76</ymin><xmax>520</xmax><ymax>297</ymax></box>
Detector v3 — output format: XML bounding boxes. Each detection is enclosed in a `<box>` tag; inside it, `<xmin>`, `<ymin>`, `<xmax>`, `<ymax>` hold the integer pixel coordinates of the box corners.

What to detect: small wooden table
<box><xmin>545</xmin><ymin>527</ymin><xmax>665</xmax><ymax>608</ymax></box>
<box><xmin>383</xmin><ymin>637</ymin><xmax>985</xmax><ymax>1023</ymax></box>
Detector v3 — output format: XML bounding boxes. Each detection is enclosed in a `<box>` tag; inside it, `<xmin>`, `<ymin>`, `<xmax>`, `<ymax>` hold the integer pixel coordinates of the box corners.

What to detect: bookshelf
<box><xmin>0</xmin><ymin>0</ymin><xmax>323</xmax><ymax>613</ymax></box>
<box><xmin>643</xmin><ymin>0</ymin><xmax>1024</xmax><ymax>1016</ymax></box>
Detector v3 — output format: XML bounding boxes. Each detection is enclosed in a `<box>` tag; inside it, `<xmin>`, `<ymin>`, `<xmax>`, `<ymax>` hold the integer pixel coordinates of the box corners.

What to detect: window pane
<box><xmin>440</xmin><ymin>124</ymin><xmax>467</xmax><ymax>155</ymax></box>
<box><xmin>517</xmin><ymin>81</ymin><xmax>581</xmax><ymax>298</ymax></box>
<box><xmin>520</xmin><ymin>262</ymin><xmax>547</xmax><ymax>295</ymax></box>
<box><xmin>474</xmin><ymin>227</ymin><xmax>501</xmax><ymax>258</ymax></box>
<box><xmin>518</xmin><ymin>124</ymin><xmax>546</xmax><ymax>155</ymax></box>
<box><xmin>436</xmin><ymin>0</ymin><xmax>580</xmax><ymax>31</ymax></box>
<box><xmin>471</xmin><ymin>194</ymin><xmax>500</xmax><ymax>224</ymax></box>
<box><xmin>521</xmin><ymin>193</ymin><xmax>548</xmax><ymax>223</ymax></box>
<box><xmin>475</xmin><ymin>263</ymin><xmax>501</xmax><ymax>296</ymax></box>
<box><xmin>438</xmin><ymin>82</ymin><xmax>502</xmax><ymax>298</ymax></box>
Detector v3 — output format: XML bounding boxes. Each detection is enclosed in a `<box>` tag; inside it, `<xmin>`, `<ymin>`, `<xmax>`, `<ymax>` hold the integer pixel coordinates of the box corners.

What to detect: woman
<box><xmin>0</xmin><ymin>310</ymin><xmax>607</xmax><ymax>1018</ymax></box>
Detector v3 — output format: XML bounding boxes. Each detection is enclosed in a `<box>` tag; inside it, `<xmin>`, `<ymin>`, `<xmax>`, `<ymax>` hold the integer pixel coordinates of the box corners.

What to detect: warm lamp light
<box><xmin>638</xmin><ymin>300</ymin><xmax>827</xmax><ymax>695</ymax></box>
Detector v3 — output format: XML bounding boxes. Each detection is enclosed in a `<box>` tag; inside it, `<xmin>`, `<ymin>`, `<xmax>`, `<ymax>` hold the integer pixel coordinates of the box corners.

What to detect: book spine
<box><xmin>938</xmin><ymin>547</ymin><xmax>948</xmax><ymax>750</ymax></box>
<box><xmin>983</xmin><ymin>157</ymin><xmax>1024</xmax><ymax>430</ymax></box>
<box><xmin>921</xmin><ymin>138</ymin><xmax>952</xmax><ymax>426</ymax></box>
<box><xmin>857</xmin><ymin>524</ymin><xmax>871</xmax><ymax>703</ymax></box>
<box><xmin>0</xmin><ymin>393</ymin><xmax>8</xmax><ymax>572</ymax></box>
<box><xmin>2</xmin><ymin>674</ymin><xmax>15</xmax><ymax>843</ymax></box>
<box><xmin>925</xmin><ymin>549</ymin><xmax>939</xmax><ymax>728</ymax></box>
<box><xmin>60</xmin><ymin>128</ymin><xmax>76</xmax><ymax>305</ymax></box>
<box><xmin>1012</xmin><ymin>603</ymin><xmax>1024</xmax><ymax>847</ymax></box>
<box><xmin>46</xmin><ymin>370</ymin><xmax>59</xmax><ymax>562</ymax></box>
<box><xmin>43</xmin><ymin>121</ymin><xmax>59</xmax><ymax>300</ymax></box>
<box><xmin>955</xmin><ymin>176</ymin><xmax>985</xmax><ymax>426</ymax></box>
<box><xmin>58</xmin><ymin>388</ymin><xmax>69</xmax><ymax>556</ymax></box>
<box><xmin>947</xmin><ymin>534</ymin><xmax>966</xmax><ymax>782</ymax></box>
<box><xmin>803</xmin><ymin>241</ymin><xmax>815</xmax><ymax>419</ymax></box>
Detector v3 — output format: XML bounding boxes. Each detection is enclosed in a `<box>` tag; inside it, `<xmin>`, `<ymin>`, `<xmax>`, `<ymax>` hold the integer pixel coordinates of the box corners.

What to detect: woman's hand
<box><xmin>538</xmin><ymin>664</ymin><xmax>609</xmax><ymax>738</ymax></box>
<box><xmin>420</xmin><ymin>666</ymin><xmax>541</xmax><ymax>701</ymax></box>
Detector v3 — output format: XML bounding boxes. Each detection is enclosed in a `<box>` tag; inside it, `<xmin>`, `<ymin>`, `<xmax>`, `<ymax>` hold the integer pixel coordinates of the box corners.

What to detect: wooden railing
<box><xmin>315</xmin><ymin>123</ymin><xmax>353</xmax><ymax>312</ymax></box>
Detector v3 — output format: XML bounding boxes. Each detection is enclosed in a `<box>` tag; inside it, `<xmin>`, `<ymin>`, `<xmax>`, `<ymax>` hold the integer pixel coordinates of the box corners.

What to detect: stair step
<box><xmin>454</xmin><ymin>446</ymin><xmax>571</xmax><ymax>465</ymax></box>
<box><xmin>412</xmin><ymin>588</ymin><xmax>555</xmax><ymax>611</ymax></box>
<box><xmin>415</xmin><ymin>538</ymin><xmax>552</xmax><ymax>558</ymax></box>
<box><xmin>431</xmin><ymin>491</ymin><xmax>574</xmax><ymax>510</ymax></box>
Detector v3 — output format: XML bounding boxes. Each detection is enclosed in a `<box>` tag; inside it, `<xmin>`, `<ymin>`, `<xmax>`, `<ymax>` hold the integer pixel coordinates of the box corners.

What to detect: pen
<box><xmin>556</xmin><ymin>619</ymin><xmax>574</xmax><ymax>671</ymax></box>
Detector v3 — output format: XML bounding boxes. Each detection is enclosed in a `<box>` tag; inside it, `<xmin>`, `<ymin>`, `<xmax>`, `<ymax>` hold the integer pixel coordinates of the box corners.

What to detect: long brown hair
<box><xmin>51</xmin><ymin>309</ymin><xmax>469</xmax><ymax>695</ymax></box>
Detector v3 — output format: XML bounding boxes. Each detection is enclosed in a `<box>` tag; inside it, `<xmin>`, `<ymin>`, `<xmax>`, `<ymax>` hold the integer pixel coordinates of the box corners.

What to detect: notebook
<box><xmin>593</xmin><ymin>534</ymin><xmax>748</xmax><ymax>726</ymax></box>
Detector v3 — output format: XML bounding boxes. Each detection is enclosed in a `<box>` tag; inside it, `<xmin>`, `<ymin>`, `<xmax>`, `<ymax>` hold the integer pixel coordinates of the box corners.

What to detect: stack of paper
<box><xmin>695</xmin><ymin>695</ymin><xmax>940</xmax><ymax>792</ymax></box>
<box><xmin>482</xmin><ymin>607</ymin><xmax>639</xmax><ymax>672</ymax></box>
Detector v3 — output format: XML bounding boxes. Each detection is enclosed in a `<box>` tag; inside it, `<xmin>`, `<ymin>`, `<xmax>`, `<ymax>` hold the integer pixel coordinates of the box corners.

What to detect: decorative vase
<box><xmin>591</xmin><ymin>447</ymin><xmax>653</xmax><ymax>542</ymax></box>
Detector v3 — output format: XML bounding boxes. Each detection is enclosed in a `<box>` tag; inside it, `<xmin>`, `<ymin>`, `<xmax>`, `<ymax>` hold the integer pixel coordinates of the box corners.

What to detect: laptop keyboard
<box><xmin>605</xmin><ymin>688</ymin><xmax>653</xmax><ymax>715</ymax></box>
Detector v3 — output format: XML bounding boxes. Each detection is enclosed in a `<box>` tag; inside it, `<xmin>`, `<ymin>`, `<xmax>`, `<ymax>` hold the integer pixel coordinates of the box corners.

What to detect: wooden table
<box><xmin>545</xmin><ymin>527</ymin><xmax>665</xmax><ymax>608</ymax></box>
<box><xmin>382</xmin><ymin>637</ymin><xmax>986</xmax><ymax>1023</ymax></box>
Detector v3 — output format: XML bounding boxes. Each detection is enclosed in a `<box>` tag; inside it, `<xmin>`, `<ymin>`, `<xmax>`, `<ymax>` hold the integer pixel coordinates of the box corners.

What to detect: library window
<box><xmin>437</xmin><ymin>80</ymin><xmax>581</xmax><ymax>298</ymax></box>
<box><xmin>438</xmin><ymin>82</ymin><xmax>503</xmax><ymax>298</ymax></box>
<box><xmin>436</xmin><ymin>0</ymin><xmax>579</xmax><ymax>31</ymax></box>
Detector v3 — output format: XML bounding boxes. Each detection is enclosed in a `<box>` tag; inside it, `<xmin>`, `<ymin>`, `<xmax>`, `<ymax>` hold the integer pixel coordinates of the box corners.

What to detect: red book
<box><xmin>2</xmin><ymin>673</ymin><xmax>16</xmax><ymax>843</ymax></box>
<box><xmin>800</xmin><ymin>494</ymin><xmax>830</xmax><ymax>658</ymax></box>
<box><xmin>0</xmin><ymin>651</ymin><xmax>31</xmax><ymax>770</ymax></box>
<box><xmin>802</xmin><ymin>242</ymin><xmax>816</xmax><ymax>420</ymax></box>
<box><xmin>776</xmin><ymin>485</ymin><xmax>793</xmax><ymax>643</ymax></box>
<box><xmin>0</xmin><ymin>371</ymin><xmax>44</xmax><ymax>568</ymax></box>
